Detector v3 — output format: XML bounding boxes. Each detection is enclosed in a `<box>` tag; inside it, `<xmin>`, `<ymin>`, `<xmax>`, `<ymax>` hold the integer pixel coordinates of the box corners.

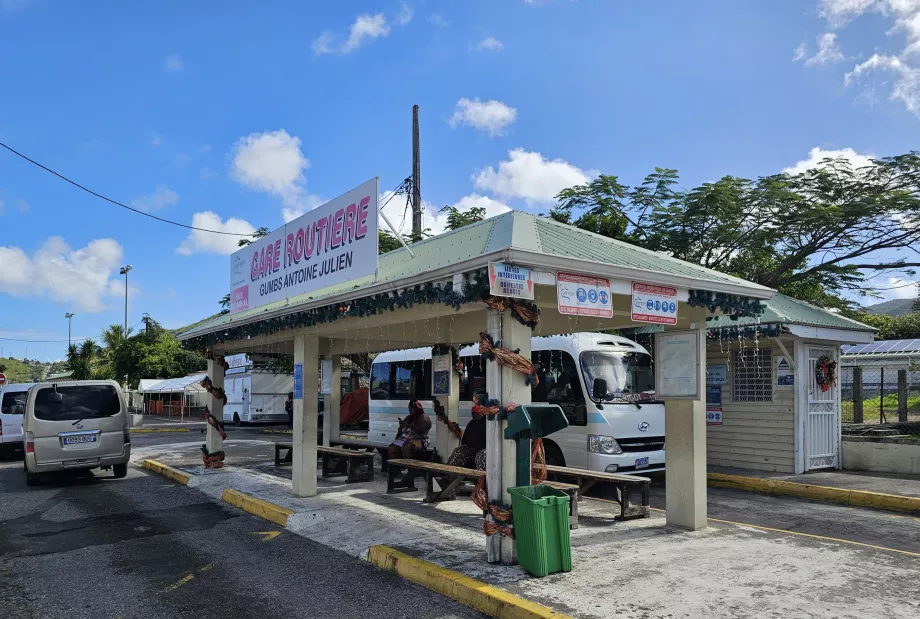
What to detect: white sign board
<box><xmin>706</xmin><ymin>364</ymin><xmax>727</xmax><ymax>385</ymax></box>
<box><xmin>776</xmin><ymin>356</ymin><xmax>794</xmax><ymax>387</ymax></box>
<box><xmin>224</xmin><ymin>353</ymin><xmax>251</xmax><ymax>375</ymax></box>
<box><xmin>556</xmin><ymin>272</ymin><xmax>613</xmax><ymax>318</ymax></box>
<box><xmin>229</xmin><ymin>178</ymin><xmax>379</xmax><ymax>314</ymax></box>
<box><xmin>654</xmin><ymin>329</ymin><xmax>702</xmax><ymax>399</ymax></box>
<box><xmin>321</xmin><ymin>359</ymin><xmax>333</xmax><ymax>395</ymax></box>
<box><xmin>488</xmin><ymin>262</ymin><xmax>534</xmax><ymax>299</ymax></box>
<box><xmin>631</xmin><ymin>282</ymin><xmax>678</xmax><ymax>325</ymax></box>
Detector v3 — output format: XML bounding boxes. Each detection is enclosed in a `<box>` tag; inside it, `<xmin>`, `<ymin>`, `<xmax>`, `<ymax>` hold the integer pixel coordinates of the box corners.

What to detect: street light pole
<box><xmin>64</xmin><ymin>313</ymin><xmax>74</xmax><ymax>348</ymax></box>
<box><xmin>119</xmin><ymin>265</ymin><xmax>133</xmax><ymax>337</ymax></box>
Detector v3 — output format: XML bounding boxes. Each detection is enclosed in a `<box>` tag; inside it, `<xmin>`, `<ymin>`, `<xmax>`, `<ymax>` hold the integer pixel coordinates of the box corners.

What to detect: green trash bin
<box><xmin>508</xmin><ymin>484</ymin><xmax>572</xmax><ymax>577</ymax></box>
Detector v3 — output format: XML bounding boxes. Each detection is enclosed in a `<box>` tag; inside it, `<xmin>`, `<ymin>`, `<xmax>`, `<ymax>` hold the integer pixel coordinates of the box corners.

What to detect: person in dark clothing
<box><xmin>284</xmin><ymin>392</ymin><xmax>294</xmax><ymax>429</ymax></box>
<box><xmin>446</xmin><ymin>414</ymin><xmax>487</xmax><ymax>470</ymax></box>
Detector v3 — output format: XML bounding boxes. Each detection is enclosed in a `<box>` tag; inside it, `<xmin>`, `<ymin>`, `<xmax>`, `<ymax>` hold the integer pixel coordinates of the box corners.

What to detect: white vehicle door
<box><xmin>1</xmin><ymin>389</ymin><xmax>27</xmax><ymax>444</ymax></box>
<box><xmin>532</xmin><ymin>349</ymin><xmax>588</xmax><ymax>468</ymax></box>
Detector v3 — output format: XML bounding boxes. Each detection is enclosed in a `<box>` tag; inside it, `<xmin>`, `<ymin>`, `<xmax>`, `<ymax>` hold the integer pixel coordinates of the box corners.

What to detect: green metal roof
<box><xmin>706</xmin><ymin>293</ymin><xmax>875</xmax><ymax>332</ymax></box>
<box><xmin>180</xmin><ymin>211</ymin><xmax>773</xmax><ymax>340</ymax></box>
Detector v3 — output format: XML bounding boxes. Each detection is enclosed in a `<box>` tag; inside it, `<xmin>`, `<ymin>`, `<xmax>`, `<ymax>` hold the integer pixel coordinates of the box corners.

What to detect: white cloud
<box><xmin>792</xmin><ymin>43</ymin><xmax>807</xmax><ymax>62</ymax></box>
<box><xmin>164</xmin><ymin>54</ymin><xmax>184</xmax><ymax>72</ymax></box>
<box><xmin>313</xmin><ymin>13</ymin><xmax>390</xmax><ymax>55</ymax></box>
<box><xmin>819</xmin><ymin>0</ymin><xmax>877</xmax><ymax>27</ymax></box>
<box><xmin>230</xmin><ymin>129</ymin><xmax>317</xmax><ymax>220</ymax></box>
<box><xmin>0</xmin><ymin>236</ymin><xmax>127</xmax><ymax>312</ymax></box>
<box><xmin>450</xmin><ymin>98</ymin><xmax>517</xmax><ymax>137</ymax></box>
<box><xmin>379</xmin><ymin>192</ymin><xmax>511</xmax><ymax>238</ymax></box>
<box><xmin>872</xmin><ymin>276</ymin><xmax>919</xmax><ymax>301</ymax></box>
<box><xmin>473</xmin><ymin>37</ymin><xmax>504</xmax><ymax>52</ymax></box>
<box><xmin>782</xmin><ymin>146</ymin><xmax>875</xmax><ymax>174</ymax></box>
<box><xmin>474</xmin><ymin>148</ymin><xmax>592</xmax><ymax>204</ymax></box>
<box><xmin>396</xmin><ymin>3</ymin><xmax>414</xmax><ymax>25</ymax></box>
<box><xmin>108</xmin><ymin>278</ymin><xmax>140</xmax><ymax>300</ymax></box>
<box><xmin>176</xmin><ymin>212</ymin><xmax>256</xmax><ymax>256</ymax></box>
<box><xmin>845</xmin><ymin>53</ymin><xmax>920</xmax><ymax>115</ymax></box>
<box><xmin>799</xmin><ymin>33</ymin><xmax>845</xmax><ymax>66</ymax></box>
<box><xmin>427</xmin><ymin>13</ymin><xmax>449</xmax><ymax>27</ymax></box>
<box><xmin>131</xmin><ymin>185</ymin><xmax>179</xmax><ymax>212</ymax></box>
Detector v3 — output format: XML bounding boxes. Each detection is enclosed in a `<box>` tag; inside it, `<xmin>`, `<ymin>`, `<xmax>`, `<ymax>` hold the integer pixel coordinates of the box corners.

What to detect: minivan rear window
<box><xmin>33</xmin><ymin>385</ymin><xmax>121</xmax><ymax>421</ymax></box>
<box><xmin>2</xmin><ymin>391</ymin><xmax>28</xmax><ymax>414</ymax></box>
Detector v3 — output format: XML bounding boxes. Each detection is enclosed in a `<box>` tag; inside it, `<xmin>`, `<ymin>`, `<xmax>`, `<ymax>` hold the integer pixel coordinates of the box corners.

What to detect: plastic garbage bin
<box><xmin>508</xmin><ymin>484</ymin><xmax>572</xmax><ymax>577</ymax></box>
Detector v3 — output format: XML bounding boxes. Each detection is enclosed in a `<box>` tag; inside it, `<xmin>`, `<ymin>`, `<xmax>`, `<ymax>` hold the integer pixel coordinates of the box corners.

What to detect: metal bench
<box><xmin>546</xmin><ymin>464</ymin><xmax>650</xmax><ymax>520</ymax></box>
<box><xmin>274</xmin><ymin>443</ymin><xmax>375</xmax><ymax>483</ymax></box>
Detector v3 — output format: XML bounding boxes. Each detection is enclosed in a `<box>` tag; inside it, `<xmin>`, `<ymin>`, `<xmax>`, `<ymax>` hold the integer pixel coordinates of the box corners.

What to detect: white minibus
<box><xmin>369</xmin><ymin>332</ymin><xmax>664</xmax><ymax>474</ymax></box>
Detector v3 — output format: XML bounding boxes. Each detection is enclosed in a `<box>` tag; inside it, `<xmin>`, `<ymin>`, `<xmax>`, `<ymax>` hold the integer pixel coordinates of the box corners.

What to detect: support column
<box><xmin>206</xmin><ymin>357</ymin><xmax>224</xmax><ymax>455</ymax></box>
<box><xmin>323</xmin><ymin>354</ymin><xmax>341</xmax><ymax>445</ymax></box>
<box><xmin>898</xmin><ymin>369</ymin><xmax>908</xmax><ymax>423</ymax></box>
<box><xmin>852</xmin><ymin>367</ymin><xmax>864</xmax><ymax>424</ymax></box>
<box><xmin>485</xmin><ymin>310</ymin><xmax>503</xmax><ymax>564</ymax></box>
<box><xmin>435</xmin><ymin>352</ymin><xmax>462</xmax><ymax>460</ymax></box>
<box><xmin>293</xmin><ymin>332</ymin><xmax>320</xmax><ymax>497</ymax></box>
<box><xmin>664</xmin><ymin>327</ymin><xmax>707</xmax><ymax>530</ymax></box>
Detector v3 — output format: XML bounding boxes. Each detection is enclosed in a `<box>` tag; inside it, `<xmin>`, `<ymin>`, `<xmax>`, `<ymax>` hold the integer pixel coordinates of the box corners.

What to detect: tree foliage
<box><xmin>441</xmin><ymin>204</ymin><xmax>486</xmax><ymax>230</ymax></box>
<box><xmin>552</xmin><ymin>153</ymin><xmax>920</xmax><ymax>311</ymax></box>
<box><xmin>853</xmin><ymin>312</ymin><xmax>920</xmax><ymax>340</ymax></box>
<box><xmin>66</xmin><ymin>339</ymin><xmax>102</xmax><ymax>380</ymax></box>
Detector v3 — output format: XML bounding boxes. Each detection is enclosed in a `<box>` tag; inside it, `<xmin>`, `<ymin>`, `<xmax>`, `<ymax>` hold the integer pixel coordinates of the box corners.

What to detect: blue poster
<box><xmin>706</xmin><ymin>385</ymin><xmax>721</xmax><ymax>407</ymax></box>
<box><xmin>293</xmin><ymin>363</ymin><xmax>303</xmax><ymax>399</ymax></box>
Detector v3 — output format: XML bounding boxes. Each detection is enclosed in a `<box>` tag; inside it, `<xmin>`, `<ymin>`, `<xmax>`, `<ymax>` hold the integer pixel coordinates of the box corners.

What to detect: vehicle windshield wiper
<box><xmin>72</xmin><ymin>418</ymin><xmax>84</xmax><ymax>426</ymax></box>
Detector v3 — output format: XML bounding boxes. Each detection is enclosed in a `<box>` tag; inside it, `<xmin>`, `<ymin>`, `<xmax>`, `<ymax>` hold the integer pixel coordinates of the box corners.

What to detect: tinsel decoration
<box><xmin>202</xmin><ymin>351</ymin><xmax>230</xmax><ymax>372</ymax></box>
<box><xmin>205</xmin><ymin>409</ymin><xmax>227</xmax><ymax>440</ymax></box>
<box><xmin>479</xmin><ymin>332</ymin><xmax>539</xmax><ymax>387</ymax></box>
<box><xmin>482</xmin><ymin>296</ymin><xmax>540</xmax><ymax>328</ymax></box>
<box><xmin>472</xmin><ymin>392</ymin><xmax>515</xmax><ymax>422</ymax></box>
<box><xmin>432</xmin><ymin>398</ymin><xmax>462</xmax><ymax>440</ymax></box>
<box><xmin>183</xmin><ymin>270</ymin><xmax>491</xmax><ymax>350</ymax></box>
<box><xmin>200</xmin><ymin>445</ymin><xmax>226</xmax><ymax>469</ymax></box>
<box><xmin>688</xmin><ymin>289</ymin><xmax>766</xmax><ymax>318</ymax></box>
<box><xmin>200</xmin><ymin>376</ymin><xmax>228</xmax><ymax>405</ymax></box>
<box><xmin>707</xmin><ymin>324</ymin><xmax>783</xmax><ymax>341</ymax></box>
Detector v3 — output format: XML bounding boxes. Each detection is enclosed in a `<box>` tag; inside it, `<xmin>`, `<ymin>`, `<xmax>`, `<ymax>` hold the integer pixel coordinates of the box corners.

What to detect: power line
<box><xmin>0</xmin><ymin>140</ymin><xmax>256</xmax><ymax>238</ymax></box>
<box><xmin>0</xmin><ymin>336</ymin><xmax>100</xmax><ymax>343</ymax></box>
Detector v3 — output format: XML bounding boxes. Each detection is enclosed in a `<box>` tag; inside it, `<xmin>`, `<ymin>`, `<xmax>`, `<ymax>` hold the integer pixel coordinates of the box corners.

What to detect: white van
<box><xmin>22</xmin><ymin>380</ymin><xmax>132</xmax><ymax>485</ymax></box>
<box><xmin>1</xmin><ymin>383</ymin><xmax>34</xmax><ymax>458</ymax></box>
<box><xmin>369</xmin><ymin>333</ymin><xmax>665</xmax><ymax>474</ymax></box>
<box><xmin>222</xmin><ymin>357</ymin><xmax>293</xmax><ymax>424</ymax></box>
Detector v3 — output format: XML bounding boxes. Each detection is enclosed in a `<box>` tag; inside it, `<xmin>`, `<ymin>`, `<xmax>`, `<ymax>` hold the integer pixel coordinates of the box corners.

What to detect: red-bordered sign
<box><xmin>631</xmin><ymin>282</ymin><xmax>678</xmax><ymax>325</ymax></box>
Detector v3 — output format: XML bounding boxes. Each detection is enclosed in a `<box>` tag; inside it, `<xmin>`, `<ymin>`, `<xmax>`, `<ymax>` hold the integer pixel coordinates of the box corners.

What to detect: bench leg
<box><xmin>321</xmin><ymin>453</ymin><xmax>330</xmax><ymax>478</ymax></box>
<box><xmin>346</xmin><ymin>457</ymin><xmax>374</xmax><ymax>483</ymax></box>
<box><xmin>423</xmin><ymin>475</ymin><xmax>464</xmax><ymax>503</ymax></box>
<box><xmin>569</xmin><ymin>490</ymin><xmax>579</xmax><ymax>529</ymax></box>
<box><xmin>579</xmin><ymin>478</ymin><xmax>597</xmax><ymax>500</ymax></box>
<box><xmin>386</xmin><ymin>465</ymin><xmax>418</xmax><ymax>494</ymax></box>
<box><xmin>274</xmin><ymin>446</ymin><xmax>281</xmax><ymax>467</ymax></box>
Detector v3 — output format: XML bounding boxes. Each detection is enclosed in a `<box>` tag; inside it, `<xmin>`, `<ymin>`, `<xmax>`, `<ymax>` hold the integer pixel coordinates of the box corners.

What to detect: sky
<box><xmin>1</xmin><ymin>0</ymin><xmax>919</xmax><ymax>362</ymax></box>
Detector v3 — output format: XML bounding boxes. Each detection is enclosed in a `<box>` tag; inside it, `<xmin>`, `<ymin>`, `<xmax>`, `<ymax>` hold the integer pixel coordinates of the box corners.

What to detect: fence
<box><xmin>840</xmin><ymin>364</ymin><xmax>920</xmax><ymax>425</ymax></box>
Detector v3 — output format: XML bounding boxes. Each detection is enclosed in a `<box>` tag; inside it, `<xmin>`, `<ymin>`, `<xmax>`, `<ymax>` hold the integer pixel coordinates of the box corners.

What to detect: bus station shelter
<box><xmin>178</xmin><ymin>210</ymin><xmax>774</xmax><ymax>564</ymax></box>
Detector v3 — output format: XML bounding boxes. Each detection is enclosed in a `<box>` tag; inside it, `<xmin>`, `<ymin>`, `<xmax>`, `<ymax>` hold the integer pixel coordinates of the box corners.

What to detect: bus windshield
<box><xmin>579</xmin><ymin>351</ymin><xmax>654</xmax><ymax>402</ymax></box>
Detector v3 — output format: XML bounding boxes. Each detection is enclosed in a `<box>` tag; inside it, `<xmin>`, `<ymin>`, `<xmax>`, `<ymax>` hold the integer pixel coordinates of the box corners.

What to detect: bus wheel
<box><xmin>233</xmin><ymin>413</ymin><xmax>241</xmax><ymax>427</ymax></box>
<box><xmin>542</xmin><ymin>441</ymin><xmax>565</xmax><ymax>480</ymax></box>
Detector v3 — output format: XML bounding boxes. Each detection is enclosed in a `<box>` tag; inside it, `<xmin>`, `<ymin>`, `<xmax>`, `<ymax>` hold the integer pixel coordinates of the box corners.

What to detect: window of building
<box><xmin>732</xmin><ymin>347</ymin><xmax>773</xmax><ymax>403</ymax></box>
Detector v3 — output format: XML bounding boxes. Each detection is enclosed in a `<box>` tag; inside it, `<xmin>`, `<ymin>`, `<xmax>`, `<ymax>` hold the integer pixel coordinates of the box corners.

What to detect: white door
<box><xmin>806</xmin><ymin>346</ymin><xmax>839</xmax><ymax>470</ymax></box>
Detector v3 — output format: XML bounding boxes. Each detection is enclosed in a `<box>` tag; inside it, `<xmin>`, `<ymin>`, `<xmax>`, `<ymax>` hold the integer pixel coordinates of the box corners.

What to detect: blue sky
<box><xmin>1</xmin><ymin>0</ymin><xmax>919</xmax><ymax>361</ymax></box>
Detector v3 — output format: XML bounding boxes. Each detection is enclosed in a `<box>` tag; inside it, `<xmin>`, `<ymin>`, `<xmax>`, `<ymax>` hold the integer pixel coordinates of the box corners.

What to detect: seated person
<box><xmin>387</xmin><ymin>399</ymin><xmax>432</xmax><ymax>460</ymax></box>
<box><xmin>446</xmin><ymin>414</ymin><xmax>487</xmax><ymax>471</ymax></box>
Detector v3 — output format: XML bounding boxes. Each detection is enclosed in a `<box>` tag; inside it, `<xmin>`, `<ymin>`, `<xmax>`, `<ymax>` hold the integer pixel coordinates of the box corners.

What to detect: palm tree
<box><xmin>66</xmin><ymin>338</ymin><xmax>101</xmax><ymax>380</ymax></box>
<box><xmin>97</xmin><ymin>324</ymin><xmax>131</xmax><ymax>380</ymax></box>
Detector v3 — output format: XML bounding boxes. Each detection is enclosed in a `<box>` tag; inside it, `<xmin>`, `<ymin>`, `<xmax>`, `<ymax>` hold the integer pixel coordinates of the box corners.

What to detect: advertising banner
<box><xmin>488</xmin><ymin>262</ymin><xmax>534</xmax><ymax>300</ymax></box>
<box><xmin>229</xmin><ymin>178</ymin><xmax>379</xmax><ymax>314</ymax></box>
<box><xmin>556</xmin><ymin>272</ymin><xmax>613</xmax><ymax>318</ymax></box>
<box><xmin>631</xmin><ymin>282</ymin><xmax>678</xmax><ymax>325</ymax></box>
<box><xmin>706</xmin><ymin>385</ymin><xmax>723</xmax><ymax>425</ymax></box>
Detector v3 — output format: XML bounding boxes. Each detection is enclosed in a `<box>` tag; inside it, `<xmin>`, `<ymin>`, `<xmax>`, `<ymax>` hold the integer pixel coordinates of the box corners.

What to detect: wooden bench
<box><xmin>329</xmin><ymin>437</ymin><xmax>434</xmax><ymax>473</ymax></box>
<box><xmin>386</xmin><ymin>459</ymin><xmax>581</xmax><ymax>528</ymax></box>
<box><xmin>274</xmin><ymin>443</ymin><xmax>374</xmax><ymax>483</ymax></box>
<box><xmin>546</xmin><ymin>464</ymin><xmax>650</xmax><ymax>520</ymax></box>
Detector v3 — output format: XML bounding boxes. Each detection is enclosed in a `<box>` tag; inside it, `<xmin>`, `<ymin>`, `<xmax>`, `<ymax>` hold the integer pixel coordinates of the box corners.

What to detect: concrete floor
<box><xmin>126</xmin><ymin>436</ymin><xmax>920</xmax><ymax>619</ymax></box>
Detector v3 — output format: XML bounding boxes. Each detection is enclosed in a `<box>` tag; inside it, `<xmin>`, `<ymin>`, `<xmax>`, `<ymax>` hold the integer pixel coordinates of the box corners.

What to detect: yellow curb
<box><xmin>131</xmin><ymin>428</ymin><xmax>192</xmax><ymax>433</ymax></box>
<box><xmin>708</xmin><ymin>473</ymin><xmax>920</xmax><ymax>515</ymax></box>
<box><xmin>142</xmin><ymin>459</ymin><xmax>191</xmax><ymax>485</ymax></box>
<box><xmin>222</xmin><ymin>488</ymin><xmax>293</xmax><ymax>527</ymax></box>
<box><xmin>367</xmin><ymin>546</ymin><xmax>573</xmax><ymax>619</ymax></box>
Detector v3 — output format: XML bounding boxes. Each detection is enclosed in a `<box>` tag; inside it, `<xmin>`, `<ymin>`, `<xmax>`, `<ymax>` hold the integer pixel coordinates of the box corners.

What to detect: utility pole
<box><xmin>65</xmin><ymin>313</ymin><xmax>74</xmax><ymax>348</ymax></box>
<box><xmin>119</xmin><ymin>265</ymin><xmax>133</xmax><ymax>337</ymax></box>
<box><xmin>411</xmin><ymin>104</ymin><xmax>422</xmax><ymax>241</ymax></box>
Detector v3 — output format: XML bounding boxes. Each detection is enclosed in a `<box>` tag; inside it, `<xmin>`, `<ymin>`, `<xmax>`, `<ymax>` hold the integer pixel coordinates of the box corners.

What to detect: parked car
<box><xmin>0</xmin><ymin>383</ymin><xmax>34</xmax><ymax>459</ymax></box>
<box><xmin>22</xmin><ymin>380</ymin><xmax>131</xmax><ymax>486</ymax></box>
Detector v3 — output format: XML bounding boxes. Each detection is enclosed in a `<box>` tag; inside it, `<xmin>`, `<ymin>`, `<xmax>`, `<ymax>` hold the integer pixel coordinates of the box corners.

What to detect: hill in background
<box><xmin>0</xmin><ymin>357</ymin><xmax>68</xmax><ymax>384</ymax></box>
<box><xmin>863</xmin><ymin>298</ymin><xmax>917</xmax><ymax>317</ymax></box>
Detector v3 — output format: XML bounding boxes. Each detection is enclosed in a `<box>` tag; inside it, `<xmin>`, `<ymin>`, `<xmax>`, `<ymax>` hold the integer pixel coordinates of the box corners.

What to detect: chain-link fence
<box><xmin>840</xmin><ymin>363</ymin><xmax>920</xmax><ymax>426</ymax></box>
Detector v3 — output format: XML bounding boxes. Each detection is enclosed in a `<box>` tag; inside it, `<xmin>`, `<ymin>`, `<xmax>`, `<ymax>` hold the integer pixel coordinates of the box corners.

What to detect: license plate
<box><xmin>63</xmin><ymin>434</ymin><xmax>97</xmax><ymax>445</ymax></box>
<box><xmin>635</xmin><ymin>457</ymin><xmax>649</xmax><ymax>469</ymax></box>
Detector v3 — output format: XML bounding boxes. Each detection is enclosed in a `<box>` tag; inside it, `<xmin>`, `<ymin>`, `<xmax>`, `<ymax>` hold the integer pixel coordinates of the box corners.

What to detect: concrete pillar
<box><xmin>206</xmin><ymin>358</ymin><xmax>224</xmax><ymax>455</ymax></box>
<box><xmin>853</xmin><ymin>367</ymin><xmax>864</xmax><ymax>424</ymax></box>
<box><xmin>485</xmin><ymin>309</ymin><xmax>503</xmax><ymax>564</ymax></box>
<box><xmin>664</xmin><ymin>327</ymin><xmax>707</xmax><ymax>530</ymax></box>
<box><xmin>293</xmin><ymin>332</ymin><xmax>320</xmax><ymax>497</ymax></box>
<box><xmin>323</xmin><ymin>355</ymin><xmax>342</xmax><ymax>445</ymax></box>
<box><xmin>435</xmin><ymin>351</ymin><xmax>462</xmax><ymax>461</ymax></box>
<box><xmin>898</xmin><ymin>369</ymin><xmax>908</xmax><ymax>423</ymax></box>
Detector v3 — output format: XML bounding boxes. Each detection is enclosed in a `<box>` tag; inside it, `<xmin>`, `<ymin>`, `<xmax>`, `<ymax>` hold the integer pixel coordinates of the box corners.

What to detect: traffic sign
<box><xmin>0</xmin><ymin>373</ymin><xmax>7</xmax><ymax>386</ymax></box>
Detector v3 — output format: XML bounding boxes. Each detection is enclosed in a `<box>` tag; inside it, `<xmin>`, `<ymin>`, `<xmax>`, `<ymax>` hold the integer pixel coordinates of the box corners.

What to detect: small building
<box><xmin>839</xmin><ymin>338</ymin><xmax>920</xmax><ymax>424</ymax></box>
<box><xmin>703</xmin><ymin>294</ymin><xmax>875</xmax><ymax>474</ymax></box>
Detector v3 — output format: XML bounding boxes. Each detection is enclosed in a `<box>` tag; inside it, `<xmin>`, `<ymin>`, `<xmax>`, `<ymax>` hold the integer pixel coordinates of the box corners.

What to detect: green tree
<box><xmin>440</xmin><ymin>204</ymin><xmax>486</xmax><ymax>230</ymax></box>
<box><xmin>854</xmin><ymin>312</ymin><xmax>920</xmax><ymax>340</ymax></box>
<box><xmin>379</xmin><ymin>230</ymin><xmax>404</xmax><ymax>254</ymax></box>
<box><xmin>0</xmin><ymin>362</ymin><xmax>6</xmax><ymax>373</ymax></box>
<box><xmin>66</xmin><ymin>339</ymin><xmax>102</xmax><ymax>380</ymax></box>
<box><xmin>219</xmin><ymin>294</ymin><xmax>230</xmax><ymax>315</ymax></box>
<box><xmin>238</xmin><ymin>226</ymin><xmax>270</xmax><ymax>247</ymax></box>
<box><xmin>552</xmin><ymin>153</ymin><xmax>920</xmax><ymax>310</ymax></box>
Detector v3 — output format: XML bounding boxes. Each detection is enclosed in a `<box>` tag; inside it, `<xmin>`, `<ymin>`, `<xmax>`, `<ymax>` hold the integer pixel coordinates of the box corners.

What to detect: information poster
<box><xmin>654</xmin><ymin>330</ymin><xmax>701</xmax><ymax>399</ymax></box>
<box><xmin>707</xmin><ymin>364</ymin><xmax>727</xmax><ymax>385</ymax></box>
<box><xmin>488</xmin><ymin>262</ymin><xmax>534</xmax><ymax>300</ymax></box>
<box><xmin>776</xmin><ymin>356</ymin><xmax>794</xmax><ymax>386</ymax></box>
<box><xmin>321</xmin><ymin>359</ymin><xmax>333</xmax><ymax>395</ymax></box>
<box><xmin>293</xmin><ymin>363</ymin><xmax>303</xmax><ymax>399</ymax></box>
<box><xmin>432</xmin><ymin>353</ymin><xmax>451</xmax><ymax>397</ymax></box>
<box><xmin>631</xmin><ymin>282</ymin><xmax>678</xmax><ymax>325</ymax></box>
<box><xmin>556</xmin><ymin>272</ymin><xmax>613</xmax><ymax>318</ymax></box>
<box><xmin>706</xmin><ymin>385</ymin><xmax>723</xmax><ymax>425</ymax></box>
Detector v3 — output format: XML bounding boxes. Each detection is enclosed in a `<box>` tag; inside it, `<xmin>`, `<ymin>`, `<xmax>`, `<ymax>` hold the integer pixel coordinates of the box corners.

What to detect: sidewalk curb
<box><xmin>131</xmin><ymin>428</ymin><xmax>193</xmax><ymax>433</ymax></box>
<box><xmin>142</xmin><ymin>459</ymin><xmax>191</xmax><ymax>485</ymax></box>
<box><xmin>367</xmin><ymin>546</ymin><xmax>573</xmax><ymax>619</ymax></box>
<box><xmin>708</xmin><ymin>473</ymin><xmax>920</xmax><ymax>515</ymax></box>
<box><xmin>222</xmin><ymin>488</ymin><xmax>294</xmax><ymax>527</ymax></box>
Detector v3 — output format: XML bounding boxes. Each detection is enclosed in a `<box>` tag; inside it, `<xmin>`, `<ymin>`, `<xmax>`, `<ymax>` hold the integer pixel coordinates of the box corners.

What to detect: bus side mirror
<box><xmin>593</xmin><ymin>378</ymin><xmax>607</xmax><ymax>400</ymax></box>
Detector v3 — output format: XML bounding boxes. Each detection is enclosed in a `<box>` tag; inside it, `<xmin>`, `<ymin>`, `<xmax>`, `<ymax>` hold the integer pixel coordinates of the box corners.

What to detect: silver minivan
<box><xmin>21</xmin><ymin>380</ymin><xmax>131</xmax><ymax>486</ymax></box>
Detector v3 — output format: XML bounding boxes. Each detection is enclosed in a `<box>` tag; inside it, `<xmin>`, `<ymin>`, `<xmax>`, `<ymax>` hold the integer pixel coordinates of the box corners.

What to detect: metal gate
<box><xmin>806</xmin><ymin>346</ymin><xmax>839</xmax><ymax>470</ymax></box>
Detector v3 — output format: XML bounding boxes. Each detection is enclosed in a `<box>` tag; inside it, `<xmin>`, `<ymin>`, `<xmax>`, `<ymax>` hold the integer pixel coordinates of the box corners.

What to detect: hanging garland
<box><xmin>479</xmin><ymin>332</ymin><xmax>539</xmax><ymax>387</ymax></box>
<box><xmin>688</xmin><ymin>289</ymin><xmax>766</xmax><ymax>318</ymax></box>
<box><xmin>430</xmin><ymin>344</ymin><xmax>466</xmax><ymax>378</ymax></box>
<box><xmin>432</xmin><ymin>398</ymin><xmax>462</xmax><ymax>440</ymax></box>
<box><xmin>200</xmin><ymin>445</ymin><xmax>226</xmax><ymax>469</ymax></box>
<box><xmin>183</xmin><ymin>270</ymin><xmax>492</xmax><ymax>350</ymax></box>
<box><xmin>815</xmin><ymin>355</ymin><xmax>838</xmax><ymax>392</ymax></box>
<box><xmin>471</xmin><ymin>392</ymin><xmax>503</xmax><ymax>420</ymax></box>
<box><xmin>200</xmin><ymin>376</ymin><xmax>228</xmax><ymax>405</ymax></box>
<box><xmin>203</xmin><ymin>351</ymin><xmax>230</xmax><ymax>372</ymax></box>
<box><xmin>707</xmin><ymin>324</ymin><xmax>783</xmax><ymax>341</ymax></box>
<box><xmin>483</xmin><ymin>296</ymin><xmax>541</xmax><ymax>329</ymax></box>
<box><xmin>205</xmin><ymin>409</ymin><xmax>227</xmax><ymax>440</ymax></box>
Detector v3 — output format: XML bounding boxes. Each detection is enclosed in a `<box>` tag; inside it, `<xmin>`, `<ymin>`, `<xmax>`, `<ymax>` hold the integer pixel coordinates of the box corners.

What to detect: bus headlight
<box><xmin>588</xmin><ymin>435</ymin><xmax>623</xmax><ymax>455</ymax></box>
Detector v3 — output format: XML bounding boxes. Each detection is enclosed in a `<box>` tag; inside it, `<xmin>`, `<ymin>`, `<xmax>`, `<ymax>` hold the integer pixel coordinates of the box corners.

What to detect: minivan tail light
<box><xmin>123</xmin><ymin>423</ymin><xmax>131</xmax><ymax>444</ymax></box>
<box><xmin>25</xmin><ymin>431</ymin><xmax>34</xmax><ymax>453</ymax></box>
